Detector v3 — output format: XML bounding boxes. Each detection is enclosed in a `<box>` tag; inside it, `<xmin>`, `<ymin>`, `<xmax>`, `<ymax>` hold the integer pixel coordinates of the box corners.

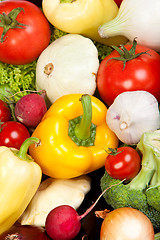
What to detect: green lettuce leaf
<box><xmin>0</xmin><ymin>61</ymin><xmax>37</xmax><ymax>102</ymax></box>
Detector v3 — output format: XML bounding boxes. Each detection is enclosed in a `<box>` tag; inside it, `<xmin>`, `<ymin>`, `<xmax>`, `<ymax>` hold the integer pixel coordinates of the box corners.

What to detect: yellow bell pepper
<box><xmin>29</xmin><ymin>94</ymin><xmax>118</xmax><ymax>179</ymax></box>
<box><xmin>42</xmin><ymin>0</ymin><xmax>127</xmax><ymax>46</ymax></box>
<box><xmin>0</xmin><ymin>137</ymin><xmax>42</xmax><ymax>234</ymax></box>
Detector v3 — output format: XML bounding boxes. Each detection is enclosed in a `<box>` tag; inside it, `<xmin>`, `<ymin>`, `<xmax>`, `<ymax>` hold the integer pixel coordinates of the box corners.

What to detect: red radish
<box><xmin>14</xmin><ymin>93</ymin><xmax>47</xmax><ymax>128</ymax></box>
<box><xmin>45</xmin><ymin>180</ymin><xmax>124</xmax><ymax>240</ymax></box>
<box><xmin>45</xmin><ymin>205</ymin><xmax>81</xmax><ymax>240</ymax></box>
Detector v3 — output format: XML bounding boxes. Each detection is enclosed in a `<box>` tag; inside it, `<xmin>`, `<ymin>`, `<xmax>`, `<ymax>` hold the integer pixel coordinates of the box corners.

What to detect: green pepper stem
<box><xmin>16</xmin><ymin>137</ymin><xmax>40</xmax><ymax>161</ymax></box>
<box><xmin>74</xmin><ymin>94</ymin><xmax>92</xmax><ymax>140</ymax></box>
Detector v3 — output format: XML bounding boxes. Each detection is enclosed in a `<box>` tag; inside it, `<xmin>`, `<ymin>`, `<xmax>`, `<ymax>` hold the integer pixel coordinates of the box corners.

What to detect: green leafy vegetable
<box><xmin>50</xmin><ymin>27</ymin><xmax>67</xmax><ymax>42</ymax></box>
<box><xmin>0</xmin><ymin>61</ymin><xmax>36</xmax><ymax>101</ymax></box>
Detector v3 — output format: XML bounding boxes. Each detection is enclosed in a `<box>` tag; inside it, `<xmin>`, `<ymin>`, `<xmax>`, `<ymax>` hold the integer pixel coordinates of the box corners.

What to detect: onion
<box><xmin>0</xmin><ymin>225</ymin><xmax>51</xmax><ymax>240</ymax></box>
<box><xmin>100</xmin><ymin>207</ymin><xmax>154</xmax><ymax>240</ymax></box>
<box><xmin>98</xmin><ymin>0</ymin><xmax>160</xmax><ymax>51</ymax></box>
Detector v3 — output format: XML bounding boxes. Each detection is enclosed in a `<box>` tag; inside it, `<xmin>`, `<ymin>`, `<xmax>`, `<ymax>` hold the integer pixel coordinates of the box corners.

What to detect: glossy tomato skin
<box><xmin>97</xmin><ymin>44</ymin><xmax>160</xmax><ymax>106</ymax></box>
<box><xmin>0</xmin><ymin>121</ymin><xmax>30</xmax><ymax>149</ymax></box>
<box><xmin>0</xmin><ymin>0</ymin><xmax>51</xmax><ymax>65</ymax></box>
<box><xmin>105</xmin><ymin>147</ymin><xmax>141</xmax><ymax>180</ymax></box>
<box><xmin>0</xmin><ymin>99</ymin><xmax>11</xmax><ymax>122</ymax></box>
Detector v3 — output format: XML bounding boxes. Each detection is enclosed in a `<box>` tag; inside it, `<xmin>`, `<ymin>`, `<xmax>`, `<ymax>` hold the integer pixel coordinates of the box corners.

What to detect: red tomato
<box><xmin>0</xmin><ymin>99</ymin><xmax>11</xmax><ymax>122</ymax></box>
<box><xmin>105</xmin><ymin>147</ymin><xmax>141</xmax><ymax>180</ymax></box>
<box><xmin>0</xmin><ymin>0</ymin><xmax>51</xmax><ymax>65</ymax></box>
<box><xmin>96</xmin><ymin>43</ymin><xmax>160</xmax><ymax>106</ymax></box>
<box><xmin>114</xmin><ymin>0</ymin><xmax>122</xmax><ymax>7</ymax></box>
<box><xmin>0</xmin><ymin>121</ymin><xmax>30</xmax><ymax>149</ymax></box>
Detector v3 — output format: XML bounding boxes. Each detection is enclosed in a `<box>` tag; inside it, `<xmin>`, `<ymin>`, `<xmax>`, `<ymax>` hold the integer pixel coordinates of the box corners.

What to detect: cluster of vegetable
<box><xmin>0</xmin><ymin>0</ymin><xmax>160</xmax><ymax>239</ymax></box>
<box><xmin>100</xmin><ymin>130</ymin><xmax>160</xmax><ymax>237</ymax></box>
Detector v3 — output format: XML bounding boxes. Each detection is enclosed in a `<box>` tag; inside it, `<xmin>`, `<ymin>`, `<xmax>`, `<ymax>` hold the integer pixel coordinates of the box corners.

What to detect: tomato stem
<box><xmin>107</xmin><ymin>38</ymin><xmax>151</xmax><ymax>70</ymax></box>
<box><xmin>105</xmin><ymin>148</ymin><xmax>122</xmax><ymax>156</ymax></box>
<box><xmin>0</xmin><ymin>7</ymin><xmax>27</xmax><ymax>43</ymax></box>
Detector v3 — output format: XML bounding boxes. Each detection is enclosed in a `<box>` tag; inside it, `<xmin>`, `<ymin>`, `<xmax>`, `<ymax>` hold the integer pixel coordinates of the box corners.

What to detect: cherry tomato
<box><xmin>97</xmin><ymin>42</ymin><xmax>160</xmax><ymax>106</ymax></box>
<box><xmin>0</xmin><ymin>121</ymin><xmax>30</xmax><ymax>149</ymax></box>
<box><xmin>0</xmin><ymin>99</ymin><xmax>11</xmax><ymax>122</ymax></box>
<box><xmin>114</xmin><ymin>0</ymin><xmax>122</xmax><ymax>7</ymax></box>
<box><xmin>105</xmin><ymin>147</ymin><xmax>141</xmax><ymax>180</ymax></box>
<box><xmin>0</xmin><ymin>0</ymin><xmax>51</xmax><ymax>65</ymax></box>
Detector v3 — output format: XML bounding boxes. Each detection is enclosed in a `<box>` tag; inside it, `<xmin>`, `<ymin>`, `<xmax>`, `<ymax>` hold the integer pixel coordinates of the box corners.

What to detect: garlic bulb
<box><xmin>98</xmin><ymin>0</ymin><xmax>160</xmax><ymax>51</ymax></box>
<box><xmin>106</xmin><ymin>91</ymin><xmax>160</xmax><ymax>145</ymax></box>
